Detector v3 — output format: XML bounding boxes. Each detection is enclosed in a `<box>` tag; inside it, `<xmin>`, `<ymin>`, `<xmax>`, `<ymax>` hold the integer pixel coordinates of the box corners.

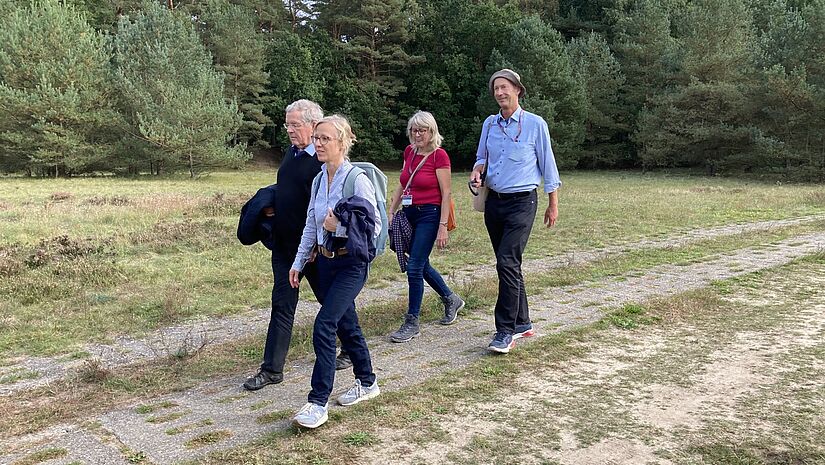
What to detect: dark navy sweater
<box><xmin>274</xmin><ymin>146</ymin><xmax>322</xmax><ymax>251</ymax></box>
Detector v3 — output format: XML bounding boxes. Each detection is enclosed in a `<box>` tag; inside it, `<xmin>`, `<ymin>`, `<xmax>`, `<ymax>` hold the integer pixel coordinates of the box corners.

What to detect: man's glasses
<box><xmin>312</xmin><ymin>135</ymin><xmax>335</xmax><ymax>145</ymax></box>
<box><xmin>411</xmin><ymin>128</ymin><xmax>429</xmax><ymax>135</ymax></box>
<box><xmin>283</xmin><ymin>122</ymin><xmax>305</xmax><ymax>129</ymax></box>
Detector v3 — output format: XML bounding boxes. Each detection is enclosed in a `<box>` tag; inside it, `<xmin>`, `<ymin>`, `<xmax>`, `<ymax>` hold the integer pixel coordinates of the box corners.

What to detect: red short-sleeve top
<box><xmin>398</xmin><ymin>146</ymin><xmax>451</xmax><ymax>206</ymax></box>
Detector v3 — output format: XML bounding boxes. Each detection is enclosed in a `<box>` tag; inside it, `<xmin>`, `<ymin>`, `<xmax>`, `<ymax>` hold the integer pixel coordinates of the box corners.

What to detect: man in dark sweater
<box><xmin>244</xmin><ymin>99</ymin><xmax>341</xmax><ymax>391</ymax></box>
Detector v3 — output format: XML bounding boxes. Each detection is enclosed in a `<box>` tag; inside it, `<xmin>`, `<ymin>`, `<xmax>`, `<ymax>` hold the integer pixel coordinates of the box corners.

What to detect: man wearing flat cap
<box><xmin>469</xmin><ymin>68</ymin><xmax>561</xmax><ymax>353</ymax></box>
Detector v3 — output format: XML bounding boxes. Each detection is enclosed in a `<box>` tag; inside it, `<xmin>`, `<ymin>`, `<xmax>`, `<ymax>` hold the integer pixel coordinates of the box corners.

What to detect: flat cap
<box><xmin>488</xmin><ymin>68</ymin><xmax>526</xmax><ymax>97</ymax></box>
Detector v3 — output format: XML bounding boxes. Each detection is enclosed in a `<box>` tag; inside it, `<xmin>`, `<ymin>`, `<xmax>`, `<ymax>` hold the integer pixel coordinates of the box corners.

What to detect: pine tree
<box><xmin>112</xmin><ymin>1</ymin><xmax>245</xmax><ymax>177</ymax></box>
<box><xmin>314</xmin><ymin>0</ymin><xmax>424</xmax><ymax>160</ymax></box>
<box><xmin>264</xmin><ymin>29</ymin><xmax>326</xmax><ymax>150</ymax></box>
<box><xmin>634</xmin><ymin>0</ymin><xmax>761</xmax><ymax>173</ymax></box>
<box><xmin>198</xmin><ymin>0</ymin><xmax>272</xmax><ymax>149</ymax></box>
<box><xmin>0</xmin><ymin>0</ymin><xmax>121</xmax><ymax>176</ymax></box>
<box><xmin>568</xmin><ymin>32</ymin><xmax>628</xmax><ymax>167</ymax></box>
<box><xmin>318</xmin><ymin>0</ymin><xmax>423</xmax><ymax>97</ymax></box>
<box><xmin>755</xmin><ymin>0</ymin><xmax>825</xmax><ymax>178</ymax></box>
<box><xmin>608</xmin><ymin>0</ymin><xmax>684</xmax><ymax>161</ymax></box>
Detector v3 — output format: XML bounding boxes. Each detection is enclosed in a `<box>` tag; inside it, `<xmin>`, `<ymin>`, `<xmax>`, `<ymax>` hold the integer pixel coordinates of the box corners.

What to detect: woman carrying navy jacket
<box><xmin>288</xmin><ymin>115</ymin><xmax>381</xmax><ymax>429</ymax></box>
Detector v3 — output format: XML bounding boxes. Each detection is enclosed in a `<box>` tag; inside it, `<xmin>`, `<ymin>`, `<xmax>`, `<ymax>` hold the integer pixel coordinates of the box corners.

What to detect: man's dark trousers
<box><xmin>261</xmin><ymin>244</ymin><xmax>321</xmax><ymax>375</ymax></box>
<box><xmin>484</xmin><ymin>190</ymin><xmax>537</xmax><ymax>334</ymax></box>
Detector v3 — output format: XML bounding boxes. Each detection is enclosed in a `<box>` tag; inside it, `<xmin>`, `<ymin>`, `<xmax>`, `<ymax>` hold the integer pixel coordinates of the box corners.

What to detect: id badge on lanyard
<box><xmin>401</xmin><ymin>192</ymin><xmax>413</xmax><ymax>206</ymax></box>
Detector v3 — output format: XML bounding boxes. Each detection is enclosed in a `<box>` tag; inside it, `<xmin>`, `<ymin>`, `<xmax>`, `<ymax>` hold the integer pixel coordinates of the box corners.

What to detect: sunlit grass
<box><xmin>1</xmin><ymin>168</ymin><xmax>824</xmax><ymax>359</ymax></box>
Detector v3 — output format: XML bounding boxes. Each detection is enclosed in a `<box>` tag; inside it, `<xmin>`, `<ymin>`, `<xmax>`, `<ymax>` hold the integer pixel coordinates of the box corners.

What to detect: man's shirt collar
<box><xmin>294</xmin><ymin>144</ymin><xmax>317</xmax><ymax>157</ymax></box>
<box><xmin>496</xmin><ymin>106</ymin><xmax>523</xmax><ymax>124</ymax></box>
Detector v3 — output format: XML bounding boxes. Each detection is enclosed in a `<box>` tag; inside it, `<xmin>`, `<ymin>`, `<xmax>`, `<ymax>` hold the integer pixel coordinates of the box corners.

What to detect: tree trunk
<box><xmin>189</xmin><ymin>150</ymin><xmax>195</xmax><ymax>178</ymax></box>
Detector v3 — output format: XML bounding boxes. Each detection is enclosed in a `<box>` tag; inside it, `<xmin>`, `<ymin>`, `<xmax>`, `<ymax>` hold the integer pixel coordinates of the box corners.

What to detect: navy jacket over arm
<box><xmin>328</xmin><ymin>195</ymin><xmax>377</xmax><ymax>264</ymax></box>
<box><xmin>237</xmin><ymin>184</ymin><xmax>278</xmax><ymax>250</ymax></box>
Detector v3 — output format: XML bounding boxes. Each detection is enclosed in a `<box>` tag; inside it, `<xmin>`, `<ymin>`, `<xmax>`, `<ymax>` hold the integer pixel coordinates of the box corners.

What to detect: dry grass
<box><xmin>77</xmin><ymin>358</ymin><xmax>111</xmax><ymax>384</ymax></box>
<box><xmin>2</xmin><ymin>169</ymin><xmax>824</xmax><ymax>360</ymax></box>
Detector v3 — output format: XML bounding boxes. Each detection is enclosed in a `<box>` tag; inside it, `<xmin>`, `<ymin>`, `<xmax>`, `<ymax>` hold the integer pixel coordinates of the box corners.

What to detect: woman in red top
<box><xmin>388</xmin><ymin>111</ymin><xmax>465</xmax><ymax>343</ymax></box>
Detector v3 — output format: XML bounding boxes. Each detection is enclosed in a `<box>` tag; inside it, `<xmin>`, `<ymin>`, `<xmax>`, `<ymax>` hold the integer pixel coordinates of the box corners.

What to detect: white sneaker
<box><xmin>337</xmin><ymin>379</ymin><xmax>380</xmax><ymax>406</ymax></box>
<box><xmin>293</xmin><ymin>402</ymin><xmax>328</xmax><ymax>428</ymax></box>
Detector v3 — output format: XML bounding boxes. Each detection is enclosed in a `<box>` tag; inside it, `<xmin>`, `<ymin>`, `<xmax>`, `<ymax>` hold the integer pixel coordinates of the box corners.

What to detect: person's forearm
<box><xmin>389</xmin><ymin>185</ymin><xmax>403</xmax><ymax>214</ymax></box>
<box><xmin>440</xmin><ymin>190</ymin><xmax>451</xmax><ymax>224</ymax></box>
<box><xmin>548</xmin><ymin>190</ymin><xmax>558</xmax><ymax>209</ymax></box>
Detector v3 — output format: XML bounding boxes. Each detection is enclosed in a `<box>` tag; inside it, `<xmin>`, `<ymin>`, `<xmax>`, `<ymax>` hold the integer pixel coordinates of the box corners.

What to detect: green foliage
<box><xmin>0</xmin><ymin>0</ymin><xmax>122</xmax><ymax>176</ymax></box>
<box><xmin>402</xmin><ymin>0</ymin><xmax>522</xmax><ymax>162</ymax></box>
<box><xmin>608</xmin><ymin>0</ymin><xmax>684</xmax><ymax>159</ymax></box>
<box><xmin>0</xmin><ymin>0</ymin><xmax>824</xmax><ymax>176</ymax></box>
<box><xmin>314</xmin><ymin>0</ymin><xmax>425</xmax><ymax>161</ymax></box>
<box><xmin>197</xmin><ymin>0</ymin><xmax>272</xmax><ymax>149</ymax></box>
<box><xmin>753</xmin><ymin>0</ymin><xmax>825</xmax><ymax>179</ymax></box>
<box><xmin>112</xmin><ymin>1</ymin><xmax>246</xmax><ymax>177</ymax></box>
<box><xmin>568</xmin><ymin>32</ymin><xmax>628</xmax><ymax>167</ymax></box>
<box><xmin>634</xmin><ymin>0</ymin><xmax>764</xmax><ymax>174</ymax></box>
<box><xmin>264</xmin><ymin>30</ymin><xmax>326</xmax><ymax>150</ymax></box>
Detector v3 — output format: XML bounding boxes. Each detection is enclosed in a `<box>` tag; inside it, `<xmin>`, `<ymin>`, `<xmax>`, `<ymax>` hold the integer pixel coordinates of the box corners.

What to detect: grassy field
<box><xmin>1</xmin><ymin>169</ymin><xmax>825</xmax><ymax>361</ymax></box>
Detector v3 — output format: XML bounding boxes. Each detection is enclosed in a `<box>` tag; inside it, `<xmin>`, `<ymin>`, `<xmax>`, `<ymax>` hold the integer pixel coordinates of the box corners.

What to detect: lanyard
<box><xmin>497</xmin><ymin>108</ymin><xmax>523</xmax><ymax>142</ymax></box>
<box><xmin>403</xmin><ymin>150</ymin><xmax>432</xmax><ymax>194</ymax></box>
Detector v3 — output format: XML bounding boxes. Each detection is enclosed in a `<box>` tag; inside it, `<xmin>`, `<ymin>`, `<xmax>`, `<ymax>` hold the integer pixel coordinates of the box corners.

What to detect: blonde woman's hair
<box><xmin>316</xmin><ymin>115</ymin><xmax>357</xmax><ymax>159</ymax></box>
<box><xmin>406</xmin><ymin>111</ymin><xmax>443</xmax><ymax>153</ymax></box>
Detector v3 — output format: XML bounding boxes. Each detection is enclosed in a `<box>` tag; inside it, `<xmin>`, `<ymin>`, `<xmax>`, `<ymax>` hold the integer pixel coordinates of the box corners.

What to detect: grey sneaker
<box><xmin>293</xmin><ymin>402</ymin><xmax>328</xmax><ymax>429</ymax></box>
<box><xmin>337</xmin><ymin>379</ymin><xmax>380</xmax><ymax>406</ymax></box>
<box><xmin>440</xmin><ymin>293</ymin><xmax>465</xmax><ymax>325</ymax></box>
<box><xmin>390</xmin><ymin>314</ymin><xmax>420</xmax><ymax>343</ymax></box>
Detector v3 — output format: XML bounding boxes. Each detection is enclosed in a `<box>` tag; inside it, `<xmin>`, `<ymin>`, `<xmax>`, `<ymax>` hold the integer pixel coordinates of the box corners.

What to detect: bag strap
<box><xmin>481</xmin><ymin>116</ymin><xmax>493</xmax><ymax>180</ymax></box>
<box><xmin>403</xmin><ymin>147</ymin><xmax>432</xmax><ymax>192</ymax></box>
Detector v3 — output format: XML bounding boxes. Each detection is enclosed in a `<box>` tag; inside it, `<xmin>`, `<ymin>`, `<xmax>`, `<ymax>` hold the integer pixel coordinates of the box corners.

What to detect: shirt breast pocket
<box><xmin>506</xmin><ymin>139</ymin><xmax>536</xmax><ymax>164</ymax></box>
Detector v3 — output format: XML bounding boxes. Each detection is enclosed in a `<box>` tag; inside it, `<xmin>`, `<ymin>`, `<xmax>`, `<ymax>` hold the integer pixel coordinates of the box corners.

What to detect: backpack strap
<box><xmin>311</xmin><ymin>171</ymin><xmax>323</xmax><ymax>202</ymax></box>
<box><xmin>342</xmin><ymin>165</ymin><xmax>366</xmax><ymax>198</ymax></box>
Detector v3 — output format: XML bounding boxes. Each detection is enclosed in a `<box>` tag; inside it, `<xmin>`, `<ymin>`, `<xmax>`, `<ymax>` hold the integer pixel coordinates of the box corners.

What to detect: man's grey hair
<box><xmin>285</xmin><ymin>99</ymin><xmax>323</xmax><ymax>123</ymax></box>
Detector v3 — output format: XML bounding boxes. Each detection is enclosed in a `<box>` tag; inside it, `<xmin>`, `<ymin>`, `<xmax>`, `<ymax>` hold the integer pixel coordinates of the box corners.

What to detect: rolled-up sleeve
<box><xmin>291</xmin><ymin>199</ymin><xmax>317</xmax><ymax>272</ymax></box>
<box><xmin>536</xmin><ymin>119</ymin><xmax>561</xmax><ymax>193</ymax></box>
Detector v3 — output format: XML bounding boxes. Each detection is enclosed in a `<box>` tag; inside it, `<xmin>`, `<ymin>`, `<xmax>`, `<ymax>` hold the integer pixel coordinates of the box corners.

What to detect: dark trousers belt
<box><xmin>488</xmin><ymin>189</ymin><xmax>534</xmax><ymax>200</ymax></box>
<box><xmin>317</xmin><ymin>245</ymin><xmax>348</xmax><ymax>258</ymax></box>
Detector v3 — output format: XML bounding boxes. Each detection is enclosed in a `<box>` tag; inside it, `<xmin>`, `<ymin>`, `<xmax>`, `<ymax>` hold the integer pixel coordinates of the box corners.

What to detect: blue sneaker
<box><xmin>513</xmin><ymin>323</ymin><xmax>535</xmax><ymax>340</ymax></box>
<box><xmin>487</xmin><ymin>332</ymin><xmax>514</xmax><ymax>353</ymax></box>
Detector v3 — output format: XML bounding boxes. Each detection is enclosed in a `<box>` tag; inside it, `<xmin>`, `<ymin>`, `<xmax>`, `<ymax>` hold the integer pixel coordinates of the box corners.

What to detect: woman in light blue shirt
<box><xmin>288</xmin><ymin>115</ymin><xmax>381</xmax><ymax>429</ymax></box>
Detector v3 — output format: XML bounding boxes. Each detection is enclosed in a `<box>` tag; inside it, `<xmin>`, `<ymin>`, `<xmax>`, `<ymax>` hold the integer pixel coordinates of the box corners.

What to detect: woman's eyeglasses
<box><xmin>312</xmin><ymin>135</ymin><xmax>335</xmax><ymax>145</ymax></box>
<box><xmin>411</xmin><ymin>128</ymin><xmax>429</xmax><ymax>135</ymax></box>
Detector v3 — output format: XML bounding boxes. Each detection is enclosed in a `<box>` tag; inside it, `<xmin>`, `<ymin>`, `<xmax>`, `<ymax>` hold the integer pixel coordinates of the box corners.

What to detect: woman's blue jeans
<box><xmin>308</xmin><ymin>254</ymin><xmax>375</xmax><ymax>406</ymax></box>
<box><xmin>402</xmin><ymin>204</ymin><xmax>453</xmax><ymax>316</ymax></box>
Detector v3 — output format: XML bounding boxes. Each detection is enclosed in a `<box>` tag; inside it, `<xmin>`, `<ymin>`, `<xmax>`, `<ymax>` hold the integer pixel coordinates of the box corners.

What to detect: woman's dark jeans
<box><xmin>402</xmin><ymin>204</ymin><xmax>453</xmax><ymax>317</ymax></box>
<box><xmin>308</xmin><ymin>254</ymin><xmax>375</xmax><ymax>406</ymax></box>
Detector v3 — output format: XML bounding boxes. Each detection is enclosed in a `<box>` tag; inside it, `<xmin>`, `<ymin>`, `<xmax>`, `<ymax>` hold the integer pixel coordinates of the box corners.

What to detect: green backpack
<box><xmin>311</xmin><ymin>162</ymin><xmax>389</xmax><ymax>256</ymax></box>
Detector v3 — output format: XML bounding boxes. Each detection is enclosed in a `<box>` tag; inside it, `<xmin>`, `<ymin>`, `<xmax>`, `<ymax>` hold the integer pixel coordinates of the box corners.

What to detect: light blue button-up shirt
<box><xmin>295</xmin><ymin>143</ymin><xmax>316</xmax><ymax>157</ymax></box>
<box><xmin>291</xmin><ymin>161</ymin><xmax>382</xmax><ymax>272</ymax></box>
<box><xmin>473</xmin><ymin>107</ymin><xmax>561</xmax><ymax>194</ymax></box>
